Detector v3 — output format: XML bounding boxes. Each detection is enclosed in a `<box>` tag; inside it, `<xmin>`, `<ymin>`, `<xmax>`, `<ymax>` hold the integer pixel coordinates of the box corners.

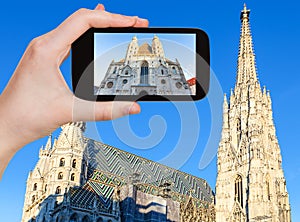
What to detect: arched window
<box><xmin>172</xmin><ymin>67</ymin><xmax>177</xmax><ymax>74</ymax></box>
<box><xmin>125</xmin><ymin>70</ymin><xmax>129</xmax><ymax>75</ymax></box>
<box><xmin>69</xmin><ymin>213</ymin><xmax>78</xmax><ymax>222</ymax></box>
<box><xmin>82</xmin><ymin>216</ymin><xmax>90</xmax><ymax>222</ymax></box>
<box><xmin>33</xmin><ymin>183</ymin><xmax>37</xmax><ymax>191</ymax></box>
<box><xmin>72</xmin><ymin>159</ymin><xmax>77</xmax><ymax>168</ymax></box>
<box><xmin>140</xmin><ymin>61</ymin><xmax>149</xmax><ymax>84</ymax></box>
<box><xmin>96</xmin><ymin>218</ymin><xmax>103</xmax><ymax>222</ymax></box>
<box><xmin>55</xmin><ymin>186</ymin><xmax>61</xmax><ymax>194</ymax></box>
<box><xmin>235</xmin><ymin>175</ymin><xmax>243</xmax><ymax>207</ymax></box>
<box><xmin>59</xmin><ymin>158</ymin><xmax>65</xmax><ymax>167</ymax></box>
<box><xmin>236</xmin><ymin>119</ymin><xmax>241</xmax><ymax>144</ymax></box>
<box><xmin>266</xmin><ymin>180</ymin><xmax>271</xmax><ymax>201</ymax></box>
<box><xmin>71</xmin><ymin>173</ymin><xmax>75</xmax><ymax>181</ymax></box>
<box><xmin>58</xmin><ymin>172</ymin><xmax>63</xmax><ymax>180</ymax></box>
<box><xmin>161</xmin><ymin>69</ymin><xmax>164</xmax><ymax>75</ymax></box>
<box><xmin>31</xmin><ymin>195</ymin><xmax>35</xmax><ymax>203</ymax></box>
<box><xmin>237</xmin><ymin>119</ymin><xmax>241</xmax><ymax>132</ymax></box>
<box><xmin>113</xmin><ymin>67</ymin><xmax>117</xmax><ymax>74</ymax></box>
<box><xmin>44</xmin><ymin>184</ymin><xmax>47</xmax><ymax>192</ymax></box>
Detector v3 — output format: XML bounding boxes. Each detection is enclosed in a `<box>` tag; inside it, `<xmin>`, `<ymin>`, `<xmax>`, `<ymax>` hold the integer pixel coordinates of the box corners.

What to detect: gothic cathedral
<box><xmin>215</xmin><ymin>5</ymin><xmax>291</xmax><ymax>222</ymax></box>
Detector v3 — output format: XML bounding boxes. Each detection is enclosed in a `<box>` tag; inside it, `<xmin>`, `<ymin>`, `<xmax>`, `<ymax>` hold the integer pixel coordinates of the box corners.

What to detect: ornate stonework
<box><xmin>215</xmin><ymin>5</ymin><xmax>291</xmax><ymax>222</ymax></box>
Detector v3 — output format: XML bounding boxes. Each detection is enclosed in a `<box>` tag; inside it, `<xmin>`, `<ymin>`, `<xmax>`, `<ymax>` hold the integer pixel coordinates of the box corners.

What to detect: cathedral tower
<box><xmin>125</xmin><ymin>36</ymin><xmax>139</xmax><ymax>63</ymax></box>
<box><xmin>215</xmin><ymin>5</ymin><xmax>291</xmax><ymax>222</ymax></box>
<box><xmin>22</xmin><ymin>122</ymin><xmax>88</xmax><ymax>222</ymax></box>
<box><xmin>152</xmin><ymin>35</ymin><xmax>165</xmax><ymax>58</ymax></box>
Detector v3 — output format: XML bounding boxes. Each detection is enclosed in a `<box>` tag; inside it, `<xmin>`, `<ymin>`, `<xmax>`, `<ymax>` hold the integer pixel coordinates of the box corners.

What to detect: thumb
<box><xmin>71</xmin><ymin>97</ymin><xmax>140</xmax><ymax>122</ymax></box>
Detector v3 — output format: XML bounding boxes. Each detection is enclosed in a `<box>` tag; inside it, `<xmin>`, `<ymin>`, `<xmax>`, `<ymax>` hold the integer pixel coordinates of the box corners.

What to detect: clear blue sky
<box><xmin>0</xmin><ymin>0</ymin><xmax>299</xmax><ymax>221</ymax></box>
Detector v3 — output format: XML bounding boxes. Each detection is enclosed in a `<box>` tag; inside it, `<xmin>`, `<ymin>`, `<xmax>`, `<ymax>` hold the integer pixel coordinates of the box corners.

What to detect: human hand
<box><xmin>0</xmin><ymin>5</ymin><xmax>148</xmax><ymax>177</ymax></box>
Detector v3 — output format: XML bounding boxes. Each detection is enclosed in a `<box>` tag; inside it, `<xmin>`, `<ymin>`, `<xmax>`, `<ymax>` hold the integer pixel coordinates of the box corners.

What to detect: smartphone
<box><xmin>72</xmin><ymin>28</ymin><xmax>210</xmax><ymax>101</ymax></box>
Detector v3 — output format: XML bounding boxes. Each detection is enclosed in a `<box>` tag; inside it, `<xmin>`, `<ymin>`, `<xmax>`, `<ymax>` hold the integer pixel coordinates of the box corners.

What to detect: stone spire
<box><xmin>45</xmin><ymin>134</ymin><xmax>52</xmax><ymax>150</ymax></box>
<box><xmin>58</xmin><ymin>121</ymin><xmax>86</xmax><ymax>149</ymax></box>
<box><xmin>215</xmin><ymin>5</ymin><xmax>291</xmax><ymax>222</ymax></box>
<box><xmin>235</xmin><ymin>4</ymin><xmax>258</xmax><ymax>89</ymax></box>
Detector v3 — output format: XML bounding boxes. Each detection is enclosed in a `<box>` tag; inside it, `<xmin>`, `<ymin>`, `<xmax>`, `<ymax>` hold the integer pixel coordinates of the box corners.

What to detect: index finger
<box><xmin>48</xmin><ymin>9</ymin><xmax>142</xmax><ymax>51</ymax></box>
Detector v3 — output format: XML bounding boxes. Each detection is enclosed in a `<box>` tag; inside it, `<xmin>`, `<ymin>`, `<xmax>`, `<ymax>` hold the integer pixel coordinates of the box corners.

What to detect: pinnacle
<box><xmin>240</xmin><ymin>3</ymin><xmax>250</xmax><ymax>20</ymax></box>
<box><xmin>243</xmin><ymin>3</ymin><xmax>247</xmax><ymax>12</ymax></box>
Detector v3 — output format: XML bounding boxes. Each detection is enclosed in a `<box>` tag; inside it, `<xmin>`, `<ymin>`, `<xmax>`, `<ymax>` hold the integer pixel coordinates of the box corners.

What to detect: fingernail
<box><xmin>128</xmin><ymin>103</ymin><xmax>140</xmax><ymax>114</ymax></box>
<box><xmin>136</xmin><ymin>17</ymin><xmax>149</xmax><ymax>26</ymax></box>
<box><xmin>138</xmin><ymin>18</ymin><xmax>148</xmax><ymax>23</ymax></box>
<box><xmin>95</xmin><ymin>4</ymin><xmax>105</xmax><ymax>11</ymax></box>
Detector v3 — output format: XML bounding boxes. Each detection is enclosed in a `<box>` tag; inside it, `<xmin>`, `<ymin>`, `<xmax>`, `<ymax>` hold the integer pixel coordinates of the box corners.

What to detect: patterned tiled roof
<box><xmin>83</xmin><ymin>138</ymin><xmax>214</xmax><ymax>203</ymax></box>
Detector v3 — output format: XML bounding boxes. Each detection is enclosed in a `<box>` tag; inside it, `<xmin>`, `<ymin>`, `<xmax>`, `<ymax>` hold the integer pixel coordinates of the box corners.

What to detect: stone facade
<box><xmin>215</xmin><ymin>5</ymin><xmax>291</xmax><ymax>222</ymax></box>
<box><xmin>94</xmin><ymin>35</ymin><xmax>192</xmax><ymax>96</ymax></box>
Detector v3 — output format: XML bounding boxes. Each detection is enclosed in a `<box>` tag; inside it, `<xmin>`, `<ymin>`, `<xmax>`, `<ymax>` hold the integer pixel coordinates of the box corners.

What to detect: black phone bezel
<box><xmin>72</xmin><ymin>27</ymin><xmax>210</xmax><ymax>101</ymax></box>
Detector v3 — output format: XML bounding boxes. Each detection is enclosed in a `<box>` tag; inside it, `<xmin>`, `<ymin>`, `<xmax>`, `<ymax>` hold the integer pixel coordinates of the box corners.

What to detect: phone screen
<box><xmin>94</xmin><ymin>33</ymin><xmax>196</xmax><ymax>96</ymax></box>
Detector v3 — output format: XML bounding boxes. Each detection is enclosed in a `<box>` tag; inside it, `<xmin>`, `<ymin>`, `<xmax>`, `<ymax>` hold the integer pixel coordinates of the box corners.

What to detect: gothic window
<box><xmin>31</xmin><ymin>195</ymin><xmax>35</xmax><ymax>203</ymax></box>
<box><xmin>235</xmin><ymin>175</ymin><xmax>243</xmax><ymax>207</ymax></box>
<box><xmin>59</xmin><ymin>158</ymin><xmax>65</xmax><ymax>167</ymax></box>
<box><xmin>71</xmin><ymin>173</ymin><xmax>75</xmax><ymax>181</ymax></box>
<box><xmin>113</xmin><ymin>67</ymin><xmax>117</xmax><ymax>74</ymax></box>
<box><xmin>55</xmin><ymin>186</ymin><xmax>61</xmax><ymax>194</ymax></box>
<box><xmin>72</xmin><ymin>159</ymin><xmax>77</xmax><ymax>168</ymax></box>
<box><xmin>237</xmin><ymin>119</ymin><xmax>241</xmax><ymax>132</ymax></box>
<box><xmin>82</xmin><ymin>216</ymin><xmax>90</xmax><ymax>222</ymax></box>
<box><xmin>172</xmin><ymin>67</ymin><xmax>177</xmax><ymax>74</ymax></box>
<box><xmin>266</xmin><ymin>180</ymin><xmax>271</xmax><ymax>201</ymax></box>
<box><xmin>237</xmin><ymin>119</ymin><xmax>242</xmax><ymax>144</ymax></box>
<box><xmin>140</xmin><ymin>61</ymin><xmax>149</xmax><ymax>84</ymax></box>
<box><xmin>161</xmin><ymin>69</ymin><xmax>164</xmax><ymax>74</ymax></box>
<box><xmin>44</xmin><ymin>184</ymin><xmax>47</xmax><ymax>192</ymax></box>
<box><xmin>58</xmin><ymin>172</ymin><xmax>63</xmax><ymax>180</ymax></box>
<box><xmin>70</xmin><ymin>213</ymin><xmax>78</xmax><ymax>222</ymax></box>
<box><xmin>33</xmin><ymin>183</ymin><xmax>37</xmax><ymax>191</ymax></box>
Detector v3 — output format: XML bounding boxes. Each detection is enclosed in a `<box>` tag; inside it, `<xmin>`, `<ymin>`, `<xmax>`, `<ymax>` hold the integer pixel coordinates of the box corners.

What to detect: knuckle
<box><xmin>28</xmin><ymin>36</ymin><xmax>50</xmax><ymax>58</ymax></box>
<box><xmin>75</xmin><ymin>8</ymin><xmax>91</xmax><ymax>18</ymax></box>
